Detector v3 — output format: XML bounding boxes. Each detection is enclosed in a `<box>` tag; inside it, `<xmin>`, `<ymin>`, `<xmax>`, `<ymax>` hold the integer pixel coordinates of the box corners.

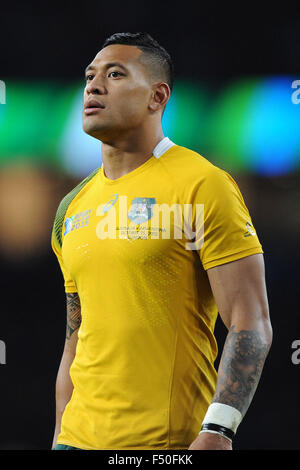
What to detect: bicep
<box><xmin>207</xmin><ymin>253</ymin><xmax>271</xmax><ymax>331</ymax></box>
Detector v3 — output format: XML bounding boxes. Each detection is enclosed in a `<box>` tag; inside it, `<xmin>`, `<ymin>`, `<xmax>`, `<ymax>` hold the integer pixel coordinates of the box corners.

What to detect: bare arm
<box><xmin>51</xmin><ymin>293</ymin><xmax>81</xmax><ymax>449</ymax></box>
<box><xmin>189</xmin><ymin>253</ymin><xmax>272</xmax><ymax>450</ymax></box>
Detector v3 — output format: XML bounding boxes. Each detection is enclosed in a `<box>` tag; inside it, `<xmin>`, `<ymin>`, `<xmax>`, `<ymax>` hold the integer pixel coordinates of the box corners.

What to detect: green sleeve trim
<box><xmin>52</xmin><ymin>167</ymin><xmax>99</xmax><ymax>249</ymax></box>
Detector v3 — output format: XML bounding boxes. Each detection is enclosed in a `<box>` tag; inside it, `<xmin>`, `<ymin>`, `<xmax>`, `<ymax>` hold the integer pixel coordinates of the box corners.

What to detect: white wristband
<box><xmin>200</xmin><ymin>403</ymin><xmax>242</xmax><ymax>434</ymax></box>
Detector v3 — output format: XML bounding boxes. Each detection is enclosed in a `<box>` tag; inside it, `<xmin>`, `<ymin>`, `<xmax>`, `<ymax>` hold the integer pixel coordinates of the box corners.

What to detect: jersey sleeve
<box><xmin>50</xmin><ymin>168</ymin><xmax>99</xmax><ymax>294</ymax></box>
<box><xmin>195</xmin><ymin>166</ymin><xmax>263</xmax><ymax>271</ymax></box>
<box><xmin>51</xmin><ymin>209</ymin><xmax>78</xmax><ymax>294</ymax></box>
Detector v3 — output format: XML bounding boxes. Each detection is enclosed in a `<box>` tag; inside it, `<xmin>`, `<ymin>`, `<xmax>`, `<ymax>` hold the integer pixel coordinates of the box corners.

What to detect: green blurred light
<box><xmin>0</xmin><ymin>82</ymin><xmax>55</xmax><ymax>160</ymax></box>
<box><xmin>0</xmin><ymin>81</ymin><xmax>79</xmax><ymax>168</ymax></box>
<box><xmin>44</xmin><ymin>82</ymin><xmax>81</xmax><ymax>160</ymax></box>
<box><xmin>1</xmin><ymin>78</ymin><xmax>299</xmax><ymax>176</ymax></box>
<box><xmin>207</xmin><ymin>78</ymin><xmax>261</xmax><ymax>172</ymax></box>
<box><xmin>167</xmin><ymin>80</ymin><xmax>209</xmax><ymax>152</ymax></box>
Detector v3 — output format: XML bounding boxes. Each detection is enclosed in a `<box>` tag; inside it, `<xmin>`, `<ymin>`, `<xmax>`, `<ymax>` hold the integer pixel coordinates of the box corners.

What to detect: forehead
<box><xmin>90</xmin><ymin>44</ymin><xmax>144</xmax><ymax>70</ymax></box>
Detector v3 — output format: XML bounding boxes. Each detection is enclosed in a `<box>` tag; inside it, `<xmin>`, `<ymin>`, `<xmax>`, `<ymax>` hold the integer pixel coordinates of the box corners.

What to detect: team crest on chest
<box><xmin>128</xmin><ymin>197</ymin><xmax>156</xmax><ymax>224</ymax></box>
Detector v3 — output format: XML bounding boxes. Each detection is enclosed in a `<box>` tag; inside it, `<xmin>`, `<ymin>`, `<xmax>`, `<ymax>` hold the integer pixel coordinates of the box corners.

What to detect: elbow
<box><xmin>266</xmin><ymin>320</ymin><xmax>273</xmax><ymax>349</ymax></box>
<box><xmin>260</xmin><ymin>308</ymin><xmax>273</xmax><ymax>351</ymax></box>
<box><xmin>263</xmin><ymin>320</ymin><xmax>273</xmax><ymax>352</ymax></box>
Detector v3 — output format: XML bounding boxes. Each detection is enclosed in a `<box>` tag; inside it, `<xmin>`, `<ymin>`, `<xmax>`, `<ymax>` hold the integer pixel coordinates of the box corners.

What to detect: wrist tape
<box><xmin>199</xmin><ymin>403</ymin><xmax>243</xmax><ymax>442</ymax></box>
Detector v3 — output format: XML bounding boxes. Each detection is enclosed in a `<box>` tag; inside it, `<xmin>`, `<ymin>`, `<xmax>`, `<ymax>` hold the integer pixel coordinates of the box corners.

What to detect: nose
<box><xmin>85</xmin><ymin>76</ymin><xmax>106</xmax><ymax>95</ymax></box>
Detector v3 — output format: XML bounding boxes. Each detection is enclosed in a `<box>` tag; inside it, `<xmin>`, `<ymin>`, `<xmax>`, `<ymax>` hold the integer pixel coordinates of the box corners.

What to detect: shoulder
<box><xmin>52</xmin><ymin>167</ymin><xmax>99</xmax><ymax>248</ymax></box>
<box><xmin>161</xmin><ymin>143</ymin><xmax>235</xmax><ymax>189</ymax></box>
<box><xmin>161</xmin><ymin>144</ymin><xmax>213</xmax><ymax>168</ymax></box>
<box><xmin>56</xmin><ymin>167</ymin><xmax>99</xmax><ymax>213</ymax></box>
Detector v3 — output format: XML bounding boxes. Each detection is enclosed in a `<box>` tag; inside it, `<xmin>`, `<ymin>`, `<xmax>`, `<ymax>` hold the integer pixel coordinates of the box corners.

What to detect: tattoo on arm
<box><xmin>213</xmin><ymin>325</ymin><xmax>270</xmax><ymax>416</ymax></box>
<box><xmin>66</xmin><ymin>293</ymin><xmax>81</xmax><ymax>339</ymax></box>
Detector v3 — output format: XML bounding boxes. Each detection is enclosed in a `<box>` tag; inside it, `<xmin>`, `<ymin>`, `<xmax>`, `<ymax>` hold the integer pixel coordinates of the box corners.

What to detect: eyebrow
<box><xmin>84</xmin><ymin>62</ymin><xmax>128</xmax><ymax>75</ymax></box>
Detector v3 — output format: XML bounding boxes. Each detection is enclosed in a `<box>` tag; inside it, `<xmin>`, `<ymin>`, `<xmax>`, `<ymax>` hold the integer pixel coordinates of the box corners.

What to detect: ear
<box><xmin>149</xmin><ymin>83</ymin><xmax>171</xmax><ymax>112</ymax></box>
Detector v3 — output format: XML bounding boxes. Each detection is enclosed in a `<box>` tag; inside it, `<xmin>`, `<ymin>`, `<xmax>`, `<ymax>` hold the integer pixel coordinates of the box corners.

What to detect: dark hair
<box><xmin>102</xmin><ymin>32</ymin><xmax>174</xmax><ymax>92</ymax></box>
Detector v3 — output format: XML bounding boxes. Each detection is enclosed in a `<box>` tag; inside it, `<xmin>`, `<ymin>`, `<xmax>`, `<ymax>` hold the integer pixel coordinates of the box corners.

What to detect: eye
<box><xmin>108</xmin><ymin>71</ymin><xmax>124</xmax><ymax>78</ymax></box>
<box><xmin>85</xmin><ymin>74</ymin><xmax>94</xmax><ymax>81</ymax></box>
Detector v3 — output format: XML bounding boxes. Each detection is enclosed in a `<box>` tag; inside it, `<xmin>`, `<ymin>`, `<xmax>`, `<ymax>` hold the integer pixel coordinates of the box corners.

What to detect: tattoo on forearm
<box><xmin>213</xmin><ymin>326</ymin><xmax>270</xmax><ymax>416</ymax></box>
<box><xmin>66</xmin><ymin>293</ymin><xmax>81</xmax><ymax>339</ymax></box>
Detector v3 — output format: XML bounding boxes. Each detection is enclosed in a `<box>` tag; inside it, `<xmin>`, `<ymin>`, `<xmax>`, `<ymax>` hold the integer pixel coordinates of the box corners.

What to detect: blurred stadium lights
<box><xmin>0</xmin><ymin>77</ymin><xmax>299</xmax><ymax>178</ymax></box>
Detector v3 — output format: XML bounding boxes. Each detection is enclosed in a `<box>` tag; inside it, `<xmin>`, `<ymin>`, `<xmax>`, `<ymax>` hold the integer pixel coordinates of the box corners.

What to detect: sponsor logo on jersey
<box><xmin>244</xmin><ymin>221</ymin><xmax>256</xmax><ymax>237</ymax></box>
<box><xmin>102</xmin><ymin>194</ymin><xmax>119</xmax><ymax>214</ymax></box>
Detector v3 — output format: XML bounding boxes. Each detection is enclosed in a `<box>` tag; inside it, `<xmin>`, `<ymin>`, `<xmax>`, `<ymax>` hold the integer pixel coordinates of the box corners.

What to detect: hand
<box><xmin>188</xmin><ymin>432</ymin><xmax>232</xmax><ymax>450</ymax></box>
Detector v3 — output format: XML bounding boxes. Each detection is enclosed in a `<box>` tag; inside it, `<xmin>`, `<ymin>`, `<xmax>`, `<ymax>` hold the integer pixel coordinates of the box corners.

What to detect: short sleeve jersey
<box><xmin>51</xmin><ymin>138</ymin><xmax>263</xmax><ymax>450</ymax></box>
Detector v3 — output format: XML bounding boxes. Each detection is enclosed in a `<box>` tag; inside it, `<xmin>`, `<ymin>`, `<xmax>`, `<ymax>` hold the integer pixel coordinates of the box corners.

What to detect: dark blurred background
<box><xmin>0</xmin><ymin>2</ymin><xmax>299</xmax><ymax>450</ymax></box>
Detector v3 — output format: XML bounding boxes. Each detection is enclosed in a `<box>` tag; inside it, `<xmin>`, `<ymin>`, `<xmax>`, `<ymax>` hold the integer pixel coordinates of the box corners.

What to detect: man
<box><xmin>51</xmin><ymin>32</ymin><xmax>272</xmax><ymax>450</ymax></box>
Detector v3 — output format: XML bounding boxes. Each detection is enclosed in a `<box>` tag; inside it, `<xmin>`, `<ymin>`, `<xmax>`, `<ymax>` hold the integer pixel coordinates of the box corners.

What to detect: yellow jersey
<box><xmin>51</xmin><ymin>137</ymin><xmax>263</xmax><ymax>450</ymax></box>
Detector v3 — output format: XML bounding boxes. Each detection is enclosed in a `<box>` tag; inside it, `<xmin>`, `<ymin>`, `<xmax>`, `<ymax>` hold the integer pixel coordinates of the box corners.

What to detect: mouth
<box><xmin>84</xmin><ymin>100</ymin><xmax>105</xmax><ymax>115</ymax></box>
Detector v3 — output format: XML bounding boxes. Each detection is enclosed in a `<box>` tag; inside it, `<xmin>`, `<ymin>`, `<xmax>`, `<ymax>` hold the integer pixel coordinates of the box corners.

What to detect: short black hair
<box><xmin>102</xmin><ymin>32</ymin><xmax>174</xmax><ymax>92</ymax></box>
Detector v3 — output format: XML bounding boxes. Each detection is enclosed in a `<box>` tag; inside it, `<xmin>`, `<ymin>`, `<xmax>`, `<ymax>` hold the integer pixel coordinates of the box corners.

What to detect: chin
<box><xmin>83</xmin><ymin>122</ymin><xmax>105</xmax><ymax>139</ymax></box>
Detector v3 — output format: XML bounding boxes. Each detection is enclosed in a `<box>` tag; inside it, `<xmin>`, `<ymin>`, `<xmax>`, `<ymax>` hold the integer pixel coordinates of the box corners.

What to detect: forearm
<box><xmin>52</xmin><ymin>348</ymin><xmax>76</xmax><ymax>448</ymax></box>
<box><xmin>190</xmin><ymin>254</ymin><xmax>272</xmax><ymax>450</ymax></box>
<box><xmin>52</xmin><ymin>293</ymin><xmax>81</xmax><ymax>449</ymax></box>
<box><xmin>212</xmin><ymin>320</ymin><xmax>272</xmax><ymax>417</ymax></box>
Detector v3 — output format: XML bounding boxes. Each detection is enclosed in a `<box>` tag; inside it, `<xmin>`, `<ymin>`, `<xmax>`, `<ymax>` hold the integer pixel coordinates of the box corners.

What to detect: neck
<box><xmin>101</xmin><ymin>126</ymin><xmax>165</xmax><ymax>180</ymax></box>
